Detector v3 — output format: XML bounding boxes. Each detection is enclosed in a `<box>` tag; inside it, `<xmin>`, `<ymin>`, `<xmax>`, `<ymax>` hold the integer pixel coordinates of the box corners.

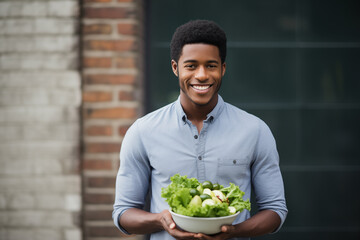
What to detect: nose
<box><xmin>195</xmin><ymin>66</ymin><xmax>208</xmax><ymax>81</ymax></box>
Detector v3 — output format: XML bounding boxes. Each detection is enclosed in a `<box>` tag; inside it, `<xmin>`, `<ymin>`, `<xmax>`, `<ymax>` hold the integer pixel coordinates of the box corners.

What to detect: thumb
<box><xmin>169</xmin><ymin>222</ymin><xmax>176</xmax><ymax>229</ymax></box>
<box><xmin>161</xmin><ymin>210</ymin><xmax>176</xmax><ymax>229</ymax></box>
<box><xmin>221</xmin><ymin>225</ymin><xmax>233</xmax><ymax>233</ymax></box>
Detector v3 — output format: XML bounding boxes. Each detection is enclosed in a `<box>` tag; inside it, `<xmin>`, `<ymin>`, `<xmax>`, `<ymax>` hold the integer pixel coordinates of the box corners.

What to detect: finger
<box><xmin>221</xmin><ymin>224</ymin><xmax>234</xmax><ymax>233</ymax></box>
<box><xmin>169</xmin><ymin>222</ymin><xmax>176</xmax><ymax>229</ymax></box>
<box><xmin>221</xmin><ymin>225</ymin><xmax>228</xmax><ymax>232</ymax></box>
<box><xmin>161</xmin><ymin>210</ymin><xmax>175</xmax><ymax>230</ymax></box>
<box><xmin>160</xmin><ymin>214</ymin><xmax>196</xmax><ymax>239</ymax></box>
<box><xmin>169</xmin><ymin>228</ymin><xmax>197</xmax><ymax>239</ymax></box>
<box><xmin>194</xmin><ymin>233</ymin><xmax>203</xmax><ymax>238</ymax></box>
<box><xmin>194</xmin><ymin>233</ymin><xmax>207</xmax><ymax>239</ymax></box>
<box><xmin>194</xmin><ymin>233</ymin><xmax>217</xmax><ymax>240</ymax></box>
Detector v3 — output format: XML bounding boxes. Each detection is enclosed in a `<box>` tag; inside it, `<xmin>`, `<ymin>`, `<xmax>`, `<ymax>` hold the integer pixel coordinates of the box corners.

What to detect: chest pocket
<box><xmin>217</xmin><ymin>158</ymin><xmax>250</xmax><ymax>187</ymax></box>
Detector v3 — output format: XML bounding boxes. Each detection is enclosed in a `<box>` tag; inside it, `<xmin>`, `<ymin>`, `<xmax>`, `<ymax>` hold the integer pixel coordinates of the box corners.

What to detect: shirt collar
<box><xmin>175</xmin><ymin>95</ymin><xmax>225</xmax><ymax>124</ymax></box>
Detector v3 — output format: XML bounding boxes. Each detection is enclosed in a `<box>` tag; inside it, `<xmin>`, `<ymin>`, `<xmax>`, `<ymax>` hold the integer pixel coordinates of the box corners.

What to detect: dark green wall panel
<box><xmin>146</xmin><ymin>0</ymin><xmax>360</xmax><ymax>238</ymax></box>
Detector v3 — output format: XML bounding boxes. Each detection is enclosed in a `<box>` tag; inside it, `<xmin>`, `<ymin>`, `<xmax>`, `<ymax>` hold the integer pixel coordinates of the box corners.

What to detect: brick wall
<box><xmin>0</xmin><ymin>0</ymin><xmax>82</xmax><ymax>240</ymax></box>
<box><xmin>81</xmin><ymin>0</ymin><xmax>144</xmax><ymax>239</ymax></box>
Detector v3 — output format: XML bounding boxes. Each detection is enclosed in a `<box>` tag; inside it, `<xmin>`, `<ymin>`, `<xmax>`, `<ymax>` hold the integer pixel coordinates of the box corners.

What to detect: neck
<box><xmin>180</xmin><ymin>93</ymin><xmax>218</xmax><ymax>133</ymax></box>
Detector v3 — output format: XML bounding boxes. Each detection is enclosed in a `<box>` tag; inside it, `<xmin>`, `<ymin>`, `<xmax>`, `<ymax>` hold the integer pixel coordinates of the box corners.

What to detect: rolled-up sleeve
<box><xmin>251</xmin><ymin>119</ymin><xmax>288</xmax><ymax>233</ymax></box>
<box><xmin>112</xmin><ymin>120</ymin><xmax>151</xmax><ymax>234</ymax></box>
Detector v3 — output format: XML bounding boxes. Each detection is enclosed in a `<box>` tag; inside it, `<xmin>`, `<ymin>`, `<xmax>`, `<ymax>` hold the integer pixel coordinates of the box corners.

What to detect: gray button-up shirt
<box><xmin>113</xmin><ymin>95</ymin><xmax>287</xmax><ymax>240</ymax></box>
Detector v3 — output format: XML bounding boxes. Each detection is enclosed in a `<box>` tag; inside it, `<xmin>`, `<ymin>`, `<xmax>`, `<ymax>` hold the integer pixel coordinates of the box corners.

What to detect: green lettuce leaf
<box><xmin>161</xmin><ymin>174</ymin><xmax>251</xmax><ymax>217</ymax></box>
<box><xmin>161</xmin><ymin>174</ymin><xmax>199</xmax><ymax>213</ymax></box>
<box><xmin>221</xmin><ymin>183</ymin><xmax>251</xmax><ymax>212</ymax></box>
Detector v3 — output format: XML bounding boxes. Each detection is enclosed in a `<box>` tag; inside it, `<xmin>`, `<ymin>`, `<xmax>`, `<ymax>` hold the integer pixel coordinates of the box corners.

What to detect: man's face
<box><xmin>171</xmin><ymin>43</ymin><xmax>226</xmax><ymax>108</ymax></box>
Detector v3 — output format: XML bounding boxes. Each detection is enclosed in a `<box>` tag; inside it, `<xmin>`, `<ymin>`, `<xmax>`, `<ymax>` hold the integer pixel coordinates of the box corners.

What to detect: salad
<box><xmin>161</xmin><ymin>174</ymin><xmax>251</xmax><ymax>217</ymax></box>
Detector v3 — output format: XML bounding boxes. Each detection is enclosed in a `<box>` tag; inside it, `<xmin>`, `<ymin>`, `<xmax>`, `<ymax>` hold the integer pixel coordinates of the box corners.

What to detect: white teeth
<box><xmin>193</xmin><ymin>85</ymin><xmax>210</xmax><ymax>90</ymax></box>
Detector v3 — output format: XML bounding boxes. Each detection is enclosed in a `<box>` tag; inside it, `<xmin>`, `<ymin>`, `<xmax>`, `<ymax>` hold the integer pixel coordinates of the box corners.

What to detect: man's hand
<box><xmin>160</xmin><ymin>210</ymin><xmax>199</xmax><ymax>240</ymax></box>
<box><xmin>192</xmin><ymin>225</ymin><xmax>235</xmax><ymax>240</ymax></box>
<box><xmin>194</xmin><ymin>210</ymin><xmax>281</xmax><ymax>240</ymax></box>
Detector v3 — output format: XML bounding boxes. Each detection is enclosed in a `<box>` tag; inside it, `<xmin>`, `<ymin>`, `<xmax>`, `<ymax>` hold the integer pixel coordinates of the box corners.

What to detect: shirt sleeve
<box><xmin>251</xmin><ymin>119</ymin><xmax>288</xmax><ymax>233</ymax></box>
<box><xmin>112</xmin><ymin>120</ymin><xmax>151</xmax><ymax>234</ymax></box>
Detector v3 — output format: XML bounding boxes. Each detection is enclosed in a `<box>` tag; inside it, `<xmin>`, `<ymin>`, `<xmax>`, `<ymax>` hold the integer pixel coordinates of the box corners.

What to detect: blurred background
<box><xmin>147</xmin><ymin>1</ymin><xmax>360</xmax><ymax>239</ymax></box>
<box><xmin>0</xmin><ymin>0</ymin><xmax>359</xmax><ymax>240</ymax></box>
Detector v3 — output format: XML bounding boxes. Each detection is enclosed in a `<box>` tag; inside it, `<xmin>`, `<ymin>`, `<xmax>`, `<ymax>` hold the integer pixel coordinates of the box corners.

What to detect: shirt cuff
<box><xmin>113</xmin><ymin>208</ymin><xmax>132</xmax><ymax>235</ymax></box>
<box><xmin>270</xmin><ymin>209</ymin><xmax>288</xmax><ymax>234</ymax></box>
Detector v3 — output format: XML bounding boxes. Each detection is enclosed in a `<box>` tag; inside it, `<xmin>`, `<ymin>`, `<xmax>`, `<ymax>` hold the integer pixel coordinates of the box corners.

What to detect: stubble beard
<box><xmin>178</xmin><ymin>75</ymin><xmax>222</xmax><ymax>107</ymax></box>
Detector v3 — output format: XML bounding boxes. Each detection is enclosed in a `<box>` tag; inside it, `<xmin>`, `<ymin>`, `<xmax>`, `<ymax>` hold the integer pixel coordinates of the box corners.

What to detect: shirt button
<box><xmin>198</xmin><ymin>156</ymin><xmax>202</xmax><ymax>160</ymax></box>
<box><xmin>194</xmin><ymin>135</ymin><xmax>198</xmax><ymax>139</ymax></box>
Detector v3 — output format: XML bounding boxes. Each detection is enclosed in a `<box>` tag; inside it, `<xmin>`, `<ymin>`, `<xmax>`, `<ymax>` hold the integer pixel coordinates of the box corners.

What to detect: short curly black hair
<box><xmin>170</xmin><ymin>20</ymin><xmax>227</xmax><ymax>63</ymax></box>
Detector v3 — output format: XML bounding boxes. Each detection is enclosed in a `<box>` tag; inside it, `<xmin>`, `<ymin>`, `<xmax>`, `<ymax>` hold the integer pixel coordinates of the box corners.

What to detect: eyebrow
<box><xmin>183</xmin><ymin>60</ymin><xmax>219</xmax><ymax>64</ymax></box>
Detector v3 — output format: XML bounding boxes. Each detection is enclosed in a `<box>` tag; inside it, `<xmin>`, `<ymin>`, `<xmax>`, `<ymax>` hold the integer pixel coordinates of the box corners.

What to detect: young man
<box><xmin>113</xmin><ymin>20</ymin><xmax>287</xmax><ymax>240</ymax></box>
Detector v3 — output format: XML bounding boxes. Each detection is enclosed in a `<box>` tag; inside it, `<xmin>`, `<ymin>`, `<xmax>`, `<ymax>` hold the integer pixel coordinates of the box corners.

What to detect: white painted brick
<box><xmin>48</xmin><ymin>1</ymin><xmax>79</xmax><ymax>17</ymax></box>
<box><xmin>0</xmin><ymin>2</ymin><xmax>11</xmax><ymax>17</ymax></box>
<box><xmin>35</xmin><ymin>194</ymin><xmax>65</xmax><ymax>210</ymax></box>
<box><xmin>22</xmin><ymin>124</ymin><xmax>80</xmax><ymax>141</ymax></box>
<box><xmin>35</xmin><ymin>18</ymin><xmax>77</xmax><ymax>34</ymax></box>
<box><xmin>57</xmin><ymin>72</ymin><xmax>82</xmax><ymax>89</ymax></box>
<box><xmin>0</xmin><ymin>91</ymin><xmax>22</xmax><ymax>106</ymax></box>
<box><xmin>21</xmin><ymin>89</ymin><xmax>50</xmax><ymax>105</ymax></box>
<box><xmin>0</xmin><ymin>158</ymin><xmax>63</xmax><ymax>175</ymax></box>
<box><xmin>0</xmin><ymin>53</ymin><xmax>78</xmax><ymax>70</ymax></box>
<box><xmin>0</xmin><ymin>91</ymin><xmax>20</xmax><ymax>105</ymax></box>
<box><xmin>0</xmin><ymin>126</ymin><xmax>21</xmax><ymax>141</ymax></box>
<box><xmin>0</xmin><ymin>71</ymin><xmax>81</xmax><ymax>88</ymax></box>
<box><xmin>0</xmin><ymin>142</ymin><xmax>78</xmax><ymax>162</ymax></box>
<box><xmin>34</xmin><ymin>194</ymin><xmax>81</xmax><ymax>211</ymax></box>
<box><xmin>65</xmin><ymin>194</ymin><xmax>81</xmax><ymax>211</ymax></box>
<box><xmin>35</xmin><ymin>36</ymin><xmax>78</xmax><ymax>52</ymax></box>
<box><xmin>8</xmin><ymin>193</ymin><xmax>35</xmax><ymax>210</ymax></box>
<box><xmin>0</xmin><ymin>36</ymin><xmax>33</xmax><ymax>53</ymax></box>
<box><xmin>0</xmin><ymin>91</ymin><xmax>23</xmax><ymax>105</ymax></box>
<box><xmin>6</xmin><ymin>228</ymin><xmax>33</xmax><ymax>240</ymax></box>
<box><xmin>0</xmin><ymin>229</ymin><xmax>6</xmax><ymax>240</ymax></box>
<box><xmin>0</xmin><ymin>0</ymin><xmax>82</xmax><ymax>238</ymax></box>
<box><xmin>0</xmin><ymin>211</ymin><xmax>7</xmax><ymax>226</ymax></box>
<box><xmin>0</xmin><ymin>1</ymin><xmax>47</xmax><ymax>18</ymax></box>
<box><xmin>0</xmin><ymin>195</ymin><xmax>7</xmax><ymax>209</ymax></box>
<box><xmin>34</xmin><ymin>229</ymin><xmax>62</xmax><ymax>240</ymax></box>
<box><xmin>0</xmin><ymin>21</ymin><xmax>4</xmax><ymax>35</ymax></box>
<box><xmin>0</xmin><ymin>106</ymin><xmax>79</xmax><ymax>123</ymax></box>
<box><xmin>62</xmin><ymin>156</ymin><xmax>81</xmax><ymax>175</ymax></box>
<box><xmin>50</xmin><ymin>89</ymin><xmax>81</xmax><ymax>106</ymax></box>
<box><xmin>0</xmin><ymin>54</ymin><xmax>19</xmax><ymax>70</ymax></box>
<box><xmin>65</xmin><ymin>107</ymin><xmax>81</xmax><ymax>123</ymax></box>
<box><xmin>3</xmin><ymin>228</ymin><xmax>64</xmax><ymax>240</ymax></box>
<box><xmin>0</xmin><ymin>2</ymin><xmax>21</xmax><ymax>18</ymax></box>
<box><xmin>64</xmin><ymin>228</ymin><xmax>82</xmax><ymax>240</ymax></box>
<box><xmin>0</xmin><ymin>112</ymin><xmax>5</xmax><ymax>122</ymax></box>
<box><xmin>0</xmin><ymin>159</ymin><xmax>28</xmax><ymax>175</ymax></box>
<box><xmin>0</xmin><ymin>176</ymin><xmax>81</xmax><ymax>193</ymax></box>
<box><xmin>0</xmin><ymin>88</ymin><xmax>80</xmax><ymax>106</ymax></box>
<box><xmin>34</xmin><ymin>193</ymin><xmax>81</xmax><ymax>211</ymax></box>
<box><xmin>35</xmin><ymin>159</ymin><xmax>66</xmax><ymax>175</ymax></box>
<box><xmin>0</xmin><ymin>36</ymin><xmax>78</xmax><ymax>53</ymax></box>
<box><xmin>21</xmin><ymin>1</ymin><xmax>48</xmax><ymax>17</ymax></box>
<box><xmin>0</xmin><ymin>88</ymin><xmax>49</xmax><ymax>105</ymax></box>
<box><xmin>0</xmin><ymin>18</ymin><xmax>77</xmax><ymax>35</ymax></box>
<box><xmin>0</xmin><ymin>1</ymin><xmax>79</xmax><ymax>18</ymax></box>
<box><xmin>7</xmin><ymin>210</ymin><xmax>75</xmax><ymax>227</ymax></box>
<box><xmin>0</xmin><ymin>19</ymin><xmax>34</xmax><ymax>35</ymax></box>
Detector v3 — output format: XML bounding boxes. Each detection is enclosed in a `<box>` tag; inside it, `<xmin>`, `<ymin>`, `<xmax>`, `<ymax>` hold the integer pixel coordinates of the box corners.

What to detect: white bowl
<box><xmin>170</xmin><ymin>210</ymin><xmax>240</xmax><ymax>235</ymax></box>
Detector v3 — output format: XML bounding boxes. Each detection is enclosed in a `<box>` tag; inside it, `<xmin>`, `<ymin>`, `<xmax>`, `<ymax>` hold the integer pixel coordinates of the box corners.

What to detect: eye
<box><xmin>185</xmin><ymin>64</ymin><xmax>196</xmax><ymax>69</ymax></box>
<box><xmin>207</xmin><ymin>64</ymin><xmax>217</xmax><ymax>69</ymax></box>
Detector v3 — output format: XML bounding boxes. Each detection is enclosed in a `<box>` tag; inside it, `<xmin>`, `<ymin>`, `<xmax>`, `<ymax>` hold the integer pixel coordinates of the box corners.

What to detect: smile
<box><xmin>191</xmin><ymin>84</ymin><xmax>213</xmax><ymax>91</ymax></box>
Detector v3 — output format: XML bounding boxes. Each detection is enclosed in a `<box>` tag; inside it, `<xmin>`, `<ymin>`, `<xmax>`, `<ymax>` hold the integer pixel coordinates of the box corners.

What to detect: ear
<box><xmin>171</xmin><ymin>60</ymin><xmax>178</xmax><ymax>77</ymax></box>
<box><xmin>221</xmin><ymin>62</ymin><xmax>226</xmax><ymax>77</ymax></box>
